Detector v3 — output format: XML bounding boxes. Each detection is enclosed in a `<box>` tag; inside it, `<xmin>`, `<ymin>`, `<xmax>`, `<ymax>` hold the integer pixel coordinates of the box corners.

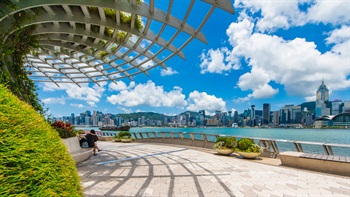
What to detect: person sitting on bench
<box><xmin>86</xmin><ymin>129</ymin><xmax>101</xmax><ymax>156</ymax></box>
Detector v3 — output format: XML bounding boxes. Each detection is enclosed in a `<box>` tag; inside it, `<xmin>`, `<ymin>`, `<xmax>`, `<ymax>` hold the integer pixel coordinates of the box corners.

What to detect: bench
<box><xmin>62</xmin><ymin>137</ymin><xmax>93</xmax><ymax>164</ymax></box>
<box><xmin>279</xmin><ymin>151</ymin><xmax>350</xmax><ymax>176</ymax></box>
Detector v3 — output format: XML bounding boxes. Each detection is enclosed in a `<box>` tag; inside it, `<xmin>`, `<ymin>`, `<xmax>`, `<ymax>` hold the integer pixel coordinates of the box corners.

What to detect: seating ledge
<box><xmin>279</xmin><ymin>151</ymin><xmax>350</xmax><ymax>177</ymax></box>
<box><xmin>70</xmin><ymin>148</ymin><xmax>93</xmax><ymax>164</ymax></box>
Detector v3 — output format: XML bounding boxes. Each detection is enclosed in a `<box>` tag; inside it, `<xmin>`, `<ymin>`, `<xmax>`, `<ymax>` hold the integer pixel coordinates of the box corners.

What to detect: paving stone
<box><xmin>77</xmin><ymin>142</ymin><xmax>350</xmax><ymax>197</ymax></box>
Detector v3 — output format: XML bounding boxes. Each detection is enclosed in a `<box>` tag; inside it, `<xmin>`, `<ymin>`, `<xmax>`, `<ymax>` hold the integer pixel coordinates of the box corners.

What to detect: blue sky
<box><xmin>37</xmin><ymin>0</ymin><xmax>350</xmax><ymax>117</ymax></box>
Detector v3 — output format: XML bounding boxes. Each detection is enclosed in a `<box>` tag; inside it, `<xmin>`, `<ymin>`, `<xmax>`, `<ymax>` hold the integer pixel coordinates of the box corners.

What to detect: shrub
<box><xmin>237</xmin><ymin>138</ymin><xmax>254</xmax><ymax>151</ymax></box>
<box><xmin>215</xmin><ymin>136</ymin><xmax>227</xmax><ymax>143</ymax></box>
<box><xmin>0</xmin><ymin>85</ymin><xmax>83</xmax><ymax>196</ymax></box>
<box><xmin>118</xmin><ymin>131</ymin><xmax>131</xmax><ymax>138</ymax></box>
<box><xmin>225</xmin><ymin>137</ymin><xmax>237</xmax><ymax>149</ymax></box>
<box><xmin>213</xmin><ymin>136</ymin><xmax>237</xmax><ymax>150</ymax></box>
<box><xmin>236</xmin><ymin>138</ymin><xmax>263</xmax><ymax>153</ymax></box>
<box><xmin>51</xmin><ymin>120</ymin><xmax>78</xmax><ymax>138</ymax></box>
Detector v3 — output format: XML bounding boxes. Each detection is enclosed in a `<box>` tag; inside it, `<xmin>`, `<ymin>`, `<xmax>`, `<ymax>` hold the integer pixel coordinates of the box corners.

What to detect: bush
<box><xmin>236</xmin><ymin>138</ymin><xmax>263</xmax><ymax>153</ymax></box>
<box><xmin>215</xmin><ymin>136</ymin><xmax>228</xmax><ymax>143</ymax></box>
<box><xmin>51</xmin><ymin>120</ymin><xmax>78</xmax><ymax>138</ymax></box>
<box><xmin>0</xmin><ymin>85</ymin><xmax>83</xmax><ymax>196</ymax></box>
<box><xmin>118</xmin><ymin>131</ymin><xmax>131</xmax><ymax>138</ymax></box>
<box><xmin>237</xmin><ymin>138</ymin><xmax>254</xmax><ymax>151</ymax></box>
<box><xmin>213</xmin><ymin>136</ymin><xmax>237</xmax><ymax>149</ymax></box>
<box><xmin>225</xmin><ymin>137</ymin><xmax>237</xmax><ymax>149</ymax></box>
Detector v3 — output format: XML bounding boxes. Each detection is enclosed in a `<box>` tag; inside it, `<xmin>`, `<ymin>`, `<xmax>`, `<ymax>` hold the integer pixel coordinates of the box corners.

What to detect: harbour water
<box><xmin>77</xmin><ymin>127</ymin><xmax>350</xmax><ymax>155</ymax></box>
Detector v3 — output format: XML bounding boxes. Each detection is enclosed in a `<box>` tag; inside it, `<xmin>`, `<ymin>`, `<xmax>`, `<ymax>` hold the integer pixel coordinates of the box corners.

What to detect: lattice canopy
<box><xmin>0</xmin><ymin>0</ymin><xmax>234</xmax><ymax>86</ymax></box>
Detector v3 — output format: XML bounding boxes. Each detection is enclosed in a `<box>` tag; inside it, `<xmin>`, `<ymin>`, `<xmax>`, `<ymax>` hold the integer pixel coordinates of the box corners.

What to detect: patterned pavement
<box><xmin>77</xmin><ymin>141</ymin><xmax>350</xmax><ymax>197</ymax></box>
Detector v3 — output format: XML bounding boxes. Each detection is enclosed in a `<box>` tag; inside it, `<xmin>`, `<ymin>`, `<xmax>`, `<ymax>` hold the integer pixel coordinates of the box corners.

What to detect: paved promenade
<box><xmin>77</xmin><ymin>141</ymin><xmax>350</xmax><ymax>197</ymax></box>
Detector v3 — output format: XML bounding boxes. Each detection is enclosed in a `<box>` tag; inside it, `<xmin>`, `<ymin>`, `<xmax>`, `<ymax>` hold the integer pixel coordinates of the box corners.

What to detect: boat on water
<box><xmin>99</xmin><ymin>125</ymin><xmax>130</xmax><ymax>131</ymax></box>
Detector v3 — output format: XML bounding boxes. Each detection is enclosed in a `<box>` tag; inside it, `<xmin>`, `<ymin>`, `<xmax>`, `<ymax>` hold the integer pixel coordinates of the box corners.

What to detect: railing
<box><xmin>95</xmin><ymin>131</ymin><xmax>350</xmax><ymax>158</ymax></box>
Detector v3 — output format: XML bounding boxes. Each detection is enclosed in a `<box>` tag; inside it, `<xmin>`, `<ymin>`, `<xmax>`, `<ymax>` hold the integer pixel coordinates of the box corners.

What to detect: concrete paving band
<box><xmin>77</xmin><ymin>141</ymin><xmax>350</xmax><ymax>196</ymax></box>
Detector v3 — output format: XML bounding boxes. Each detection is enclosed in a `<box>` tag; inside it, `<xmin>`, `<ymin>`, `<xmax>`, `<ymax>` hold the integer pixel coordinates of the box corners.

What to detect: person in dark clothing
<box><xmin>86</xmin><ymin>129</ymin><xmax>101</xmax><ymax>155</ymax></box>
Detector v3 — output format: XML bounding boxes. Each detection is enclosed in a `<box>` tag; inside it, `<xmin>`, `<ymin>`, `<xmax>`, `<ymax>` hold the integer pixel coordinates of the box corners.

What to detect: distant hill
<box><xmin>116</xmin><ymin>112</ymin><xmax>168</xmax><ymax>120</ymax></box>
<box><xmin>298</xmin><ymin>101</ymin><xmax>315</xmax><ymax>112</ymax></box>
<box><xmin>114</xmin><ymin>111</ymin><xmax>201</xmax><ymax>121</ymax></box>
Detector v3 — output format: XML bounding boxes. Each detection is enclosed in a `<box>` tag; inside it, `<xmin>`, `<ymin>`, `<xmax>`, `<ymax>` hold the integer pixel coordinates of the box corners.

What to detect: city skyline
<box><xmin>37</xmin><ymin>0</ymin><xmax>350</xmax><ymax>117</ymax></box>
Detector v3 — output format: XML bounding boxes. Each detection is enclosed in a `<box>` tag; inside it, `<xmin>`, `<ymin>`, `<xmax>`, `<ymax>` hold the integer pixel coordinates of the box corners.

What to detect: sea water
<box><xmin>77</xmin><ymin>127</ymin><xmax>350</xmax><ymax>155</ymax></box>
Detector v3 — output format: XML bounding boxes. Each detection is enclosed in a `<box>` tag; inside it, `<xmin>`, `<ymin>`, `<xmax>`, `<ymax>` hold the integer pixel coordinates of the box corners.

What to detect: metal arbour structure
<box><xmin>0</xmin><ymin>0</ymin><xmax>234</xmax><ymax>87</ymax></box>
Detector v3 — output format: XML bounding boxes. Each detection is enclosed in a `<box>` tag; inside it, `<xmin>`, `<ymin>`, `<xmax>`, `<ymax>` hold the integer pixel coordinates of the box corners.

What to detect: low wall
<box><xmin>62</xmin><ymin>137</ymin><xmax>92</xmax><ymax>164</ymax></box>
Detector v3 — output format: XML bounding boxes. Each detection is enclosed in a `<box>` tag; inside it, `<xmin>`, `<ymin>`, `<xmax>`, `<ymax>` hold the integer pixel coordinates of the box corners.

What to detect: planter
<box><xmin>215</xmin><ymin>148</ymin><xmax>234</xmax><ymax>155</ymax></box>
<box><xmin>121</xmin><ymin>139</ymin><xmax>133</xmax><ymax>143</ymax></box>
<box><xmin>237</xmin><ymin>151</ymin><xmax>261</xmax><ymax>159</ymax></box>
<box><xmin>113</xmin><ymin>139</ymin><xmax>121</xmax><ymax>142</ymax></box>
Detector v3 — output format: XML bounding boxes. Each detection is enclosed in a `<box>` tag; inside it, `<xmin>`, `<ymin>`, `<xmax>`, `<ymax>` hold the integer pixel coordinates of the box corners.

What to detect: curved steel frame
<box><xmin>0</xmin><ymin>0</ymin><xmax>234</xmax><ymax>86</ymax></box>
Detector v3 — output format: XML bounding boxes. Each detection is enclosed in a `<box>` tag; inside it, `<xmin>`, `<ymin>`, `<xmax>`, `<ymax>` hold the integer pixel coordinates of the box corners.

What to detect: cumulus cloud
<box><xmin>326</xmin><ymin>26</ymin><xmax>350</xmax><ymax>58</ymax></box>
<box><xmin>42</xmin><ymin>97</ymin><xmax>65</xmax><ymax>105</ymax></box>
<box><xmin>118</xmin><ymin>107</ymin><xmax>133</xmax><ymax>114</ymax></box>
<box><xmin>108</xmin><ymin>81</ymin><xmax>135</xmax><ymax>91</ymax></box>
<box><xmin>107</xmin><ymin>80</ymin><xmax>187</xmax><ymax>108</ymax></box>
<box><xmin>326</xmin><ymin>26</ymin><xmax>350</xmax><ymax>45</ymax></box>
<box><xmin>199</xmin><ymin>48</ymin><xmax>236</xmax><ymax>74</ymax></box>
<box><xmin>70</xmin><ymin>103</ymin><xmax>85</xmax><ymax>108</ymax></box>
<box><xmin>230</xmin><ymin>19</ymin><xmax>349</xmax><ymax>99</ymax></box>
<box><xmin>186</xmin><ymin>91</ymin><xmax>226</xmax><ymax>115</ymax></box>
<box><xmin>234</xmin><ymin>0</ymin><xmax>349</xmax><ymax>32</ymax></box>
<box><xmin>160</xmin><ymin>67</ymin><xmax>178</xmax><ymax>76</ymax></box>
<box><xmin>40</xmin><ymin>82</ymin><xmax>107</xmax><ymax>107</ymax></box>
<box><xmin>200</xmin><ymin>17</ymin><xmax>349</xmax><ymax>101</ymax></box>
<box><xmin>307</xmin><ymin>0</ymin><xmax>350</xmax><ymax>25</ymax></box>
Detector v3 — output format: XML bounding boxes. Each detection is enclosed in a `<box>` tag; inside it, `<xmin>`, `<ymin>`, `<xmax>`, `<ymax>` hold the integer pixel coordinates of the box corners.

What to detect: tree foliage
<box><xmin>0</xmin><ymin>2</ymin><xmax>44</xmax><ymax>114</ymax></box>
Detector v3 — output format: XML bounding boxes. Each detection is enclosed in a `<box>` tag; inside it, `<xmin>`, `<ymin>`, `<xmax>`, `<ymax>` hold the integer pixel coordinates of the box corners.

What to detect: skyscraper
<box><xmin>250</xmin><ymin>105</ymin><xmax>255</xmax><ymax>127</ymax></box>
<box><xmin>262</xmin><ymin>103</ymin><xmax>270</xmax><ymax>125</ymax></box>
<box><xmin>315</xmin><ymin>81</ymin><xmax>331</xmax><ymax>117</ymax></box>
<box><xmin>316</xmin><ymin>81</ymin><xmax>329</xmax><ymax>101</ymax></box>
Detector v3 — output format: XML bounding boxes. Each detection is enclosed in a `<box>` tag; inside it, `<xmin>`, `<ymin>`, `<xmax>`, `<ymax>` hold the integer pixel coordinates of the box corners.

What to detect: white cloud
<box><xmin>160</xmin><ymin>67</ymin><xmax>178</xmax><ymax>76</ymax></box>
<box><xmin>40</xmin><ymin>82</ymin><xmax>107</xmax><ymax>107</ymax></box>
<box><xmin>70</xmin><ymin>103</ymin><xmax>85</xmax><ymax>108</ymax></box>
<box><xmin>234</xmin><ymin>0</ymin><xmax>349</xmax><ymax>32</ymax></box>
<box><xmin>307</xmin><ymin>0</ymin><xmax>350</xmax><ymax>25</ymax></box>
<box><xmin>326</xmin><ymin>26</ymin><xmax>350</xmax><ymax>45</ymax></box>
<box><xmin>118</xmin><ymin>107</ymin><xmax>133</xmax><ymax>114</ymax></box>
<box><xmin>108</xmin><ymin>81</ymin><xmax>135</xmax><ymax>91</ymax></box>
<box><xmin>42</xmin><ymin>96</ymin><xmax>65</xmax><ymax>105</ymax></box>
<box><xmin>234</xmin><ymin>0</ymin><xmax>307</xmax><ymax>32</ymax></box>
<box><xmin>106</xmin><ymin>80</ymin><xmax>187</xmax><ymax>108</ymax></box>
<box><xmin>186</xmin><ymin>91</ymin><xmax>226</xmax><ymax>115</ymax></box>
<box><xmin>203</xmin><ymin>18</ymin><xmax>349</xmax><ymax>101</ymax></box>
<box><xmin>199</xmin><ymin>48</ymin><xmax>235</xmax><ymax>74</ymax></box>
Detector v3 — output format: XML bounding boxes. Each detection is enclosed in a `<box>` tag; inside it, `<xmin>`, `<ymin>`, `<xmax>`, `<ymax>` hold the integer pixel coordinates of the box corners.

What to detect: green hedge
<box><xmin>0</xmin><ymin>85</ymin><xmax>82</xmax><ymax>196</ymax></box>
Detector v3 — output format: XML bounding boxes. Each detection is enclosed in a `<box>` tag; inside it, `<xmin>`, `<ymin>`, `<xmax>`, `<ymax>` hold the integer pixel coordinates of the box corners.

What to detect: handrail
<box><xmin>96</xmin><ymin>131</ymin><xmax>350</xmax><ymax>157</ymax></box>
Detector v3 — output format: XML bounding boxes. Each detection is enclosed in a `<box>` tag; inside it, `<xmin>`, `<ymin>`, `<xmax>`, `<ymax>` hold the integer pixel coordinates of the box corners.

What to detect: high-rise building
<box><xmin>332</xmin><ymin>99</ymin><xmax>342</xmax><ymax>115</ymax></box>
<box><xmin>316</xmin><ymin>81</ymin><xmax>329</xmax><ymax>101</ymax></box>
<box><xmin>272</xmin><ymin>111</ymin><xmax>280</xmax><ymax>126</ymax></box>
<box><xmin>315</xmin><ymin>81</ymin><xmax>330</xmax><ymax>117</ymax></box>
<box><xmin>70</xmin><ymin>113</ymin><xmax>75</xmax><ymax>125</ymax></box>
<box><xmin>280</xmin><ymin>105</ymin><xmax>294</xmax><ymax>124</ymax></box>
<box><xmin>291</xmin><ymin>106</ymin><xmax>302</xmax><ymax>124</ymax></box>
<box><xmin>199</xmin><ymin>110</ymin><xmax>206</xmax><ymax>126</ymax></box>
<box><xmin>344</xmin><ymin>101</ymin><xmax>350</xmax><ymax>113</ymax></box>
<box><xmin>262</xmin><ymin>103</ymin><xmax>270</xmax><ymax>125</ymax></box>
<box><xmin>185</xmin><ymin>112</ymin><xmax>190</xmax><ymax>127</ymax></box>
<box><xmin>250</xmin><ymin>105</ymin><xmax>255</xmax><ymax>127</ymax></box>
<box><xmin>233</xmin><ymin>111</ymin><xmax>239</xmax><ymax>124</ymax></box>
<box><xmin>92</xmin><ymin>111</ymin><xmax>98</xmax><ymax>126</ymax></box>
